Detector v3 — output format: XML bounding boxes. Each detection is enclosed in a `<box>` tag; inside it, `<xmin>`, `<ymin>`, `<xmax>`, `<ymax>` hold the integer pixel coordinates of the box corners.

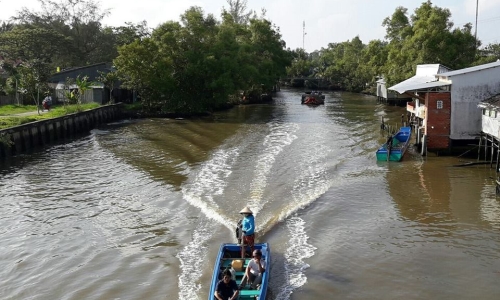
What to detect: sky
<box><xmin>1</xmin><ymin>0</ymin><xmax>500</xmax><ymax>52</ymax></box>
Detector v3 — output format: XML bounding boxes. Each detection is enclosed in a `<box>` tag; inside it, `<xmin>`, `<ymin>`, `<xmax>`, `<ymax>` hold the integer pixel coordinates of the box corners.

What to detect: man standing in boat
<box><xmin>239</xmin><ymin>206</ymin><xmax>255</xmax><ymax>258</ymax></box>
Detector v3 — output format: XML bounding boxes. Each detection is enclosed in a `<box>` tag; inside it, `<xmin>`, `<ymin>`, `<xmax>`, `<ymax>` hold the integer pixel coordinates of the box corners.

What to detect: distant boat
<box><xmin>208</xmin><ymin>243</ymin><xmax>270</xmax><ymax>300</ymax></box>
<box><xmin>301</xmin><ymin>91</ymin><xmax>325</xmax><ymax>105</ymax></box>
<box><xmin>376</xmin><ymin>127</ymin><xmax>412</xmax><ymax>161</ymax></box>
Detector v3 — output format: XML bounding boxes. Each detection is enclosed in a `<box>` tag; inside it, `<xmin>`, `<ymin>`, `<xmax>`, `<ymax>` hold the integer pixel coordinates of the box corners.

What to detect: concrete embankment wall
<box><xmin>0</xmin><ymin>104</ymin><xmax>122</xmax><ymax>159</ymax></box>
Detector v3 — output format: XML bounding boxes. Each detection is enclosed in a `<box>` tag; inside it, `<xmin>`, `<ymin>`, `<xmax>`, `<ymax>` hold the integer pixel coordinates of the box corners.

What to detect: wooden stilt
<box><xmin>491</xmin><ymin>135</ymin><xmax>495</xmax><ymax>168</ymax></box>
<box><xmin>484</xmin><ymin>135</ymin><xmax>488</xmax><ymax>162</ymax></box>
<box><xmin>496</xmin><ymin>146</ymin><xmax>500</xmax><ymax>173</ymax></box>
<box><xmin>478</xmin><ymin>134</ymin><xmax>482</xmax><ymax>161</ymax></box>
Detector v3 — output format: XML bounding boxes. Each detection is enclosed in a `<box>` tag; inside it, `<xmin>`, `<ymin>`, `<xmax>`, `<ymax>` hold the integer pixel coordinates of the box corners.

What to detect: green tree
<box><xmin>382</xmin><ymin>1</ymin><xmax>476</xmax><ymax>85</ymax></box>
<box><xmin>224</xmin><ymin>0</ymin><xmax>255</xmax><ymax>24</ymax></box>
<box><xmin>0</xmin><ymin>21</ymin><xmax>14</xmax><ymax>33</ymax></box>
<box><xmin>0</xmin><ymin>26</ymin><xmax>67</xmax><ymax>64</ymax></box>
<box><xmin>360</xmin><ymin>39</ymin><xmax>388</xmax><ymax>88</ymax></box>
<box><xmin>17</xmin><ymin>60</ymin><xmax>51</xmax><ymax>114</ymax></box>
<box><xmin>286</xmin><ymin>48</ymin><xmax>312</xmax><ymax>77</ymax></box>
<box><xmin>115</xmin><ymin>6</ymin><xmax>290</xmax><ymax>113</ymax></box>
<box><xmin>475</xmin><ymin>43</ymin><xmax>500</xmax><ymax>65</ymax></box>
<box><xmin>321</xmin><ymin>37</ymin><xmax>367</xmax><ymax>92</ymax></box>
<box><xmin>114</xmin><ymin>38</ymin><xmax>175</xmax><ymax>111</ymax></box>
<box><xmin>97</xmin><ymin>70</ymin><xmax>118</xmax><ymax>103</ymax></box>
<box><xmin>74</xmin><ymin>75</ymin><xmax>93</xmax><ymax>110</ymax></box>
<box><xmin>246</xmin><ymin>17</ymin><xmax>289</xmax><ymax>92</ymax></box>
<box><xmin>14</xmin><ymin>0</ymin><xmax>110</xmax><ymax>66</ymax></box>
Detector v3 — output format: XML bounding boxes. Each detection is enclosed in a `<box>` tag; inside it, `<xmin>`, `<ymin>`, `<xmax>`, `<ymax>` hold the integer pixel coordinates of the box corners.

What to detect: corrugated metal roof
<box><xmin>388</xmin><ymin>64</ymin><xmax>453</xmax><ymax>94</ymax></box>
<box><xmin>388</xmin><ymin>75</ymin><xmax>437</xmax><ymax>93</ymax></box>
<box><xmin>478</xmin><ymin>94</ymin><xmax>500</xmax><ymax>109</ymax></box>
<box><xmin>54</xmin><ymin>82</ymin><xmax>104</xmax><ymax>90</ymax></box>
<box><xmin>439</xmin><ymin>60</ymin><xmax>500</xmax><ymax>77</ymax></box>
<box><xmin>389</xmin><ymin>80</ymin><xmax>450</xmax><ymax>94</ymax></box>
<box><xmin>415</xmin><ymin>64</ymin><xmax>452</xmax><ymax>76</ymax></box>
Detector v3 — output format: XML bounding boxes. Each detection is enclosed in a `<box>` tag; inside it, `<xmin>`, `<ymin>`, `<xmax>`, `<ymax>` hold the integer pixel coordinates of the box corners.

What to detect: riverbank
<box><xmin>0</xmin><ymin>104</ymin><xmax>122</xmax><ymax>159</ymax></box>
<box><xmin>0</xmin><ymin>103</ymin><xmax>101</xmax><ymax>130</ymax></box>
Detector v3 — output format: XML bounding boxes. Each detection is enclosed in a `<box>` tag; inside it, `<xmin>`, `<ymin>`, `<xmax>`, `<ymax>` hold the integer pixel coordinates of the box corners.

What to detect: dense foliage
<box><xmin>1</xmin><ymin>0</ymin><xmax>499</xmax><ymax>112</ymax></box>
<box><xmin>114</xmin><ymin>6</ymin><xmax>289</xmax><ymax>113</ymax></box>
<box><xmin>0</xmin><ymin>0</ymin><xmax>289</xmax><ymax>113</ymax></box>
<box><xmin>286</xmin><ymin>0</ymin><xmax>500</xmax><ymax>92</ymax></box>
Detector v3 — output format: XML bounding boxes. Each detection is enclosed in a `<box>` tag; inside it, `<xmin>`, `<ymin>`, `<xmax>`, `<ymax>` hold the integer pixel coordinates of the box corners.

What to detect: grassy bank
<box><xmin>0</xmin><ymin>103</ymin><xmax>101</xmax><ymax>130</ymax></box>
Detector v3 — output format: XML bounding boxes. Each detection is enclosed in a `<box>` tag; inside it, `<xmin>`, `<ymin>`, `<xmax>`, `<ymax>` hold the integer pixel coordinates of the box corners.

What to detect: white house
<box><xmin>478</xmin><ymin>94</ymin><xmax>500</xmax><ymax>140</ymax></box>
<box><xmin>388</xmin><ymin>61</ymin><xmax>500</xmax><ymax>153</ymax></box>
<box><xmin>436</xmin><ymin>60</ymin><xmax>500</xmax><ymax>141</ymax></box>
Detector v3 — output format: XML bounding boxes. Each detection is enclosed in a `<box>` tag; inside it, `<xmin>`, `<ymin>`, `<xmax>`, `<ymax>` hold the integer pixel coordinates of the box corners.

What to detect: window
<box><xmin>437</xmin><ymin>100</ymin><xmax>443</xmax><ymax>109</ymax></box>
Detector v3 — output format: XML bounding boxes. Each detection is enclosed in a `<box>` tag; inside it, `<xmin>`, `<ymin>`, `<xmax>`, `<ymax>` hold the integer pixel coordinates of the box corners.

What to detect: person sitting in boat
<box><xmin>240</xmin><ymin>206</ymin><xmax>255</xmax><ymax>258</ymax></box>
<box><xmin>386</xmin><ymin>136</ymin><xmax>393</xmax><ymax>149</ymax></box>
<box><xmin>240</xmin><ymin>249</ymin><xmax>266</xmax><ymax>290</ymax></box>
<box><xmin>215</xmin><ymin>269</ymin><xmax>239</xmax><ymax>300</ymax></box>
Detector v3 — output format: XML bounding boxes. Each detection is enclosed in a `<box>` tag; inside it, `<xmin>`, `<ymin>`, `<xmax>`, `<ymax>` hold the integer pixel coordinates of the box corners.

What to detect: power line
<box><xmin>456</xmin><ymin>16</ymin><xmax>500</xmax><ymax>27</ymax></box>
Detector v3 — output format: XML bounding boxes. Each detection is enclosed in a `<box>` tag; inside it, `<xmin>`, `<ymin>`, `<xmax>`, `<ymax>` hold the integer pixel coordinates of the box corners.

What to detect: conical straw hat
<box><xmin>239</xmin><ymin>206</ymin><xmax>253</xmax><ymax>214</ymax></box>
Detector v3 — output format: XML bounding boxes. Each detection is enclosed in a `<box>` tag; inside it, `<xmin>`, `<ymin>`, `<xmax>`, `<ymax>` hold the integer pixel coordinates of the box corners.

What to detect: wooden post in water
<box><xmin>421</xmin><ymin>135</ymin><xmax>427</xmax><ymax>156</ymax></box>
<box><xmin>478</xmin><ymin>134</ymin><xmax>482</xmax><ymax>161</ymax></box>
<box><xmin>496</xmin><ymin>145</ymin><xmax>500</xmax><ymax>173</ymax></box>
<box><xmin>491</xmin><ymin>135</ymin><xmax>495</xmax><ymax>168</ymax></box>
<box><xmin>485</xmin><ymin>135</ymin><xmax>488</xmax><ymax>162</ymax></box>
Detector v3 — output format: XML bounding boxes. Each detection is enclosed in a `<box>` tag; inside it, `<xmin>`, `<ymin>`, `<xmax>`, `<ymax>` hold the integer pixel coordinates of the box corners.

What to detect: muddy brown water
<box><xmin>1</xmin><ymin>89</ymin><xmax>500</xmax><ymax>300</ymax></box>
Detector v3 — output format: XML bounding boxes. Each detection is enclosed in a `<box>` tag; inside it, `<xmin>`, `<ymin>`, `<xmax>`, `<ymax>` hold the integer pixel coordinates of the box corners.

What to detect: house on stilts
<box><xmin>388</xmin><ymin>60</ymin><xmax>500</xmax><ymax>155</ymax></box>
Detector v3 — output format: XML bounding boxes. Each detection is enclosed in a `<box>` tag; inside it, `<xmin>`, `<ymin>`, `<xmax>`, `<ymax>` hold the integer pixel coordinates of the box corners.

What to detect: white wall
<box><xmin>377</xmin><ymin>82</ymin><xmax>397</xmax><ymax>99</ymax></box>
<box><xmin>481</xmin><ymin>111</ymin><xmax>500</xmax><ymax>139</ymax></box>
<box><xmin>450</xmin><ymin>67</ymin><xmax>500</xmax><ymax>139</ymax></box>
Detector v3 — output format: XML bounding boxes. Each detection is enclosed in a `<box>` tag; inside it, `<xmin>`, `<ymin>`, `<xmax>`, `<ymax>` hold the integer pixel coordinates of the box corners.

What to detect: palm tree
<box><xmin>75</xmin><ymin>75</ymin><xmax>92</xmax><ymax>111</ymax></box>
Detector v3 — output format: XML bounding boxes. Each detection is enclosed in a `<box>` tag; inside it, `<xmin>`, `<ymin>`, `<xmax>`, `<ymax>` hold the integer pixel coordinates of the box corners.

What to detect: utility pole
<box><xmin>302</xmin><ymin>20</ymin><xmax>306</xmax><ymax>50</ymax></box>
<box><xmin>475</xmin><ymin>0</ymin><xmax>479</xmax><ymax>42</ymax></box>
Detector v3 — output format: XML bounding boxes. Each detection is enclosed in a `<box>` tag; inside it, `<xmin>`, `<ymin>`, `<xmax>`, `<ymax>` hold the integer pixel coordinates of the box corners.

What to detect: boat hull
<box><xmin>208</xmin><ymin>243</ymin><xmax>270</xmax><ymax>300</ymax></box>
<box><xmin>301</xmin><ymin>92</ymin><xmax>325</xmax><ymax>105</ymax></box>
<box><xmin>376</xmin><ymin>127</ymin><xmax>412</xmax><ymax>162</ymax></box>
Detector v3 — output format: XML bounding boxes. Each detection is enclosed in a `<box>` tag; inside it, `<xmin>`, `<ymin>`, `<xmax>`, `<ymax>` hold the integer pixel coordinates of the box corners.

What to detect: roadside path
<box><xmin>6</xmin><ymin>110</ymin><xmax>49</xmax><ymax>117</ymax></box>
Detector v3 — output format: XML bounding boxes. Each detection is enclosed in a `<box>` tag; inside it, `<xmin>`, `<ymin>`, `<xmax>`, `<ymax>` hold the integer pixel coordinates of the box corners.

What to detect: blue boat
<box><xmin>208</xmin><ymin>243</ymin><xmax>270</xmax><ymax>300</ymax></box>
<box><xmin>376</xmin><ymin>127</ymin><xmax>412</xmax><ymax>161</ymax></box>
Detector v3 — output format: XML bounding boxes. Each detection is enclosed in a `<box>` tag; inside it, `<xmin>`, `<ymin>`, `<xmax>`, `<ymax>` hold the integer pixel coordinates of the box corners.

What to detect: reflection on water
<box><xmin>1</xmin><ymin>89</ymin><xmax>500</xmax><ymax>300</ymax></box>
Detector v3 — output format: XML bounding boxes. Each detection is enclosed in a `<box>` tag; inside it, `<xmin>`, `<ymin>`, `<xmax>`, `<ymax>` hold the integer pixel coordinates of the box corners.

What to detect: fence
<box><xmin>0</xmin><ymin>95</ymin><xmax>26</xmax><ymax>106</ymax></box>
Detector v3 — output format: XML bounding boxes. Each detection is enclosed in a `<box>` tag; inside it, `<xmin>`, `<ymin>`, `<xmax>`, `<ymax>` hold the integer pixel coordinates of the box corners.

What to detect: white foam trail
<box><xmin>181</xmin><ymin>147</ymin><xmax>240</xmax><ymax>230</ymax></box>
<box><xmin>276</xmin><ymin>216</ymin><xmax>317</xmax><ymax>300</ymax></box>
<box><xmin>248</xmin><ymin>122</ymin><xmax>299</xmax><ymax>214</ymax></box>
<box><xmin>277</xmin><ymin>143</ymin><xmax>332</xmax><ymax>222</ymax></box>
<box><xmin>274</xmin><ymin>142</ymin><xmax>330</xmax><ymax>298</ymax></box>
<box><xmin>177</xmin><ymin>147</ymin><xmax>241</xmax><ymax>300</ymax></box>
<box><xmin>177</xmin><ymin>223</ymin><xmax>215</xmax><ymax>300</ymax></box>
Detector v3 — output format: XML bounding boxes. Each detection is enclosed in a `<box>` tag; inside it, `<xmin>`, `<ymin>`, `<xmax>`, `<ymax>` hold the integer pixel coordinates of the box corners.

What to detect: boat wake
<box><xmin>247</xmin><ymin>121</ymin><xmax>299</xmax><ymax>216</ymax></box>
<box><xmin>176</xmin><ymin>114</ymin><xmax>346</xmax><ymax>299</ymax></box>
<box><xmin>276</xmin><ymin>216</ymin><xmax>317</xmax><ymax>300</ymax></box>
<box><xmin>177</xmin><ymin>147</ymin><xmax>242</xmax><ymax>300</ymax></box>
<box><xmin>271</xmin><ymin>126</ymin><xmax>346</xmax><ymax>298</ymax></box>
<box><xmin>181</xmin><ymin>147</ymin><xmax>240</xmax><ymax>230</ymax></box>
<box><xmin>177</xmin><ymin>221</ymin><xmax>216</xmax><ymax>300</ymax></box>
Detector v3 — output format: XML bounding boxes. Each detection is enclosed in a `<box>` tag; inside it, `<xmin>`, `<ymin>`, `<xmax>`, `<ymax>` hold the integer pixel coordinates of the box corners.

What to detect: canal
<box><xmin>1</xmin><ymin>89</ymin><xmax>500</xmax><ymax>300</ymax></box>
